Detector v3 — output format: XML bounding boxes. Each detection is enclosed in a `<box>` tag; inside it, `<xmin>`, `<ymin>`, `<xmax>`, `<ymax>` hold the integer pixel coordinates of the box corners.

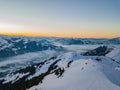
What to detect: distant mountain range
<box><xmin>0</xmin><ymin>35</ymin><xmax>120</xmax><ymax>58</ymax></box>
<box><xmin>53</xmin><ymin>37</ymin><xmax>120</xmax><ymax>45</ymax></box>
<box><xmin>0</xmin><ymin>35</ymin><xmax>63</xmax><ymax>58</ymax></box>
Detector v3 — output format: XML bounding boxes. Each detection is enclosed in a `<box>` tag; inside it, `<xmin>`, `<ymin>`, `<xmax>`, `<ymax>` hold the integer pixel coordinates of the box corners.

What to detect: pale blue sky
<box><xmin>0</xmin><ymin>0</ymin><xmax>120</xmax><ymax>38</ymax></box>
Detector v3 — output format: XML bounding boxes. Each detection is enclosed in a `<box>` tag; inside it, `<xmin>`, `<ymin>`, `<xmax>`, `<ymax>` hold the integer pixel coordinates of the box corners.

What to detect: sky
<box><xmin>0</xmin><ymin>0</ymin><xmax>120</xmax><ymax>38</ymax></box>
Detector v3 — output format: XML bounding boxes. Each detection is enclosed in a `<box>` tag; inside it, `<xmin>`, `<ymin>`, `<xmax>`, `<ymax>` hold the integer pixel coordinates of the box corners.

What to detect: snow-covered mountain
<box><xmin>0</xmin><ymin>35</ymin><xmax>63</xmax><ymax>58</ymax></box>
<box><xmin>0</xmin><ymin>35</ymin><xmax>120</xmax><ymax>90</ymax></box>
<box><xmin>0</xmin><ymin>46</ymin><xmax>120</xmax><ymax>90</ymax></box>
<box><xmin>29</xmin><ymin>53</ymin><xmax>120</xmax><ymax>90</ymax></box>
<box><xmin>0</xmin><ymin>35</ymin><xmax>120</xmax><ymax>58</ymax></box>
<box><xmin>53</xmin><ymin>37</ymin><xmax>120</xmax><ymax>45</ymax></box>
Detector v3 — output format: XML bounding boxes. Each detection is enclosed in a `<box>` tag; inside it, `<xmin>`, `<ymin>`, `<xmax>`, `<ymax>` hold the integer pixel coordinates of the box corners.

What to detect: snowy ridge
<box><xmin>28</xmin><ymin>52</ymin><xmax>120</xmax><ymax>90</ymax></box>
<box><xmin>0</xmin><ymin>50</ymin><xmax>120</xmax><ymax>90</ymax></box>
<box><xmin>29</xmin><ymin>59</ymin><xmax>120</xmax><ymax>90</ymax></box>
<box><xmin>106</xmin><ymin>47</ymin><xmax>120</xmax><ymax>63</ymax></box>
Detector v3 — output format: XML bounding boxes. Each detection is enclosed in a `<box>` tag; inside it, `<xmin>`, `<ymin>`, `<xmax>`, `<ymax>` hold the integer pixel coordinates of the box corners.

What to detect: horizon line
<box><xmin>0</xmin><ymin>33</ymin><xmax>119</xmax><ymax>39</ymax></box>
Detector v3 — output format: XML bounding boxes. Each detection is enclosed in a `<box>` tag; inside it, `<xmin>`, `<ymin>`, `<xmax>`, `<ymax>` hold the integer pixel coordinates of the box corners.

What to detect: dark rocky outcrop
<box><xmin>83</xmin><ymin>46</ymin><xmax>113</xmax><ymax>56</ymax></box>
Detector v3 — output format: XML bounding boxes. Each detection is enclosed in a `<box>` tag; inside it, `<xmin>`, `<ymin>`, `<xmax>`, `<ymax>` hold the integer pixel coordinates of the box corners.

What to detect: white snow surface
<box><xmin>28</xmin><ymin>51</ymin><xmax>120</xmax><ymax>90</ymax></box>
<box><xmin>27</xmin><ymin>52</ymin><xmax>82</xmax><ymax>80</ymax></box>
<box><xmin>27</xmin><ymin>59</ymin><xmax>55</xmax><ymax>80</ymax></box>
<box><xmin>106</xmin><ymin>47</ymin><xmax>120</xmax><ymax>62</ymax></box>
<box><xmin>2</xmin><ymin>72</ymin><xmax>29</xmax><ymax>84</ymax></box>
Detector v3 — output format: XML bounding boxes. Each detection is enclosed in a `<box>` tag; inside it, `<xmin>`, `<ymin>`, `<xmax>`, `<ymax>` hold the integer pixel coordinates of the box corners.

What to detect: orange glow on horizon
<box><xmin>0</xmin><ymin>31</ymin><xmax>119</xmax><ymax>38</ymax></box>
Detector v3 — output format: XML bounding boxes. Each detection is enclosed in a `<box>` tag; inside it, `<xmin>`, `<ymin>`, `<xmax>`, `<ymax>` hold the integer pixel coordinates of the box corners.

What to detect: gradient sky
<box><xmin>0</xmin><ymin>0</ymin><xmax>120</xmax><ymax>38</ymax></box>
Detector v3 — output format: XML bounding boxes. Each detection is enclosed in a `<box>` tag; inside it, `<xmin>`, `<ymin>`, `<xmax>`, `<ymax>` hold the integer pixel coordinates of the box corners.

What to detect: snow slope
<box><xmin>106</xmin><ymin>47</ymin><xmax>120</xmax><ymax>63</ymax></box>
<box><xmin>28</xmin><ymin>52</ymin><xmax>120</xmax><ymax>90</ymax></box>
<box><xmin>0</xmin><ymin>50</ymin><xmax>120</xmax><ymax>90</ymax></box>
